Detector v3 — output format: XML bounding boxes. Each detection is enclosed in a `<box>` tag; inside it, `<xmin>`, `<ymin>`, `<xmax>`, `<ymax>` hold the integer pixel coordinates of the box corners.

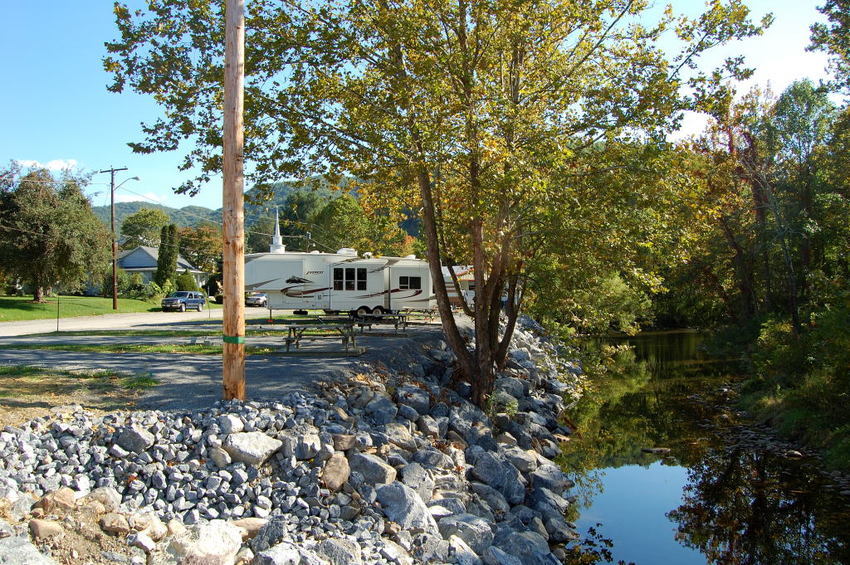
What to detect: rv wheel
<box><xmin>355</xmin><ymin>306</ymin><xmax>370</xmax><ymax>319</ymax></box>
<box><xmin>371</xmin><ymin>306</ymin><xmax>384</xmax><ymax>318</ymax></box>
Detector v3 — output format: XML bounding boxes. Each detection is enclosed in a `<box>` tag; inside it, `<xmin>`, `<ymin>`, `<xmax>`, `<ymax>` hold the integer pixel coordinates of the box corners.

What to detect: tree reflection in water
<box><xmin>668</xmin><ymin>445</ymin><xmax>850</xmax><ymax>564</ymax></box>
<box><xmin>560</xmin><ymin>332</ymin><xmax>850</xmax><ymax>564</ymax></box>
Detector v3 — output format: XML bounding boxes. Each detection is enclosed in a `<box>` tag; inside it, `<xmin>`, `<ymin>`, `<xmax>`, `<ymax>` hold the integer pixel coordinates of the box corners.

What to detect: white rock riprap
<box><xmin>0</xmin><ymin>315</ymin><xmax>584</xmax><ymax>564</ymax></box>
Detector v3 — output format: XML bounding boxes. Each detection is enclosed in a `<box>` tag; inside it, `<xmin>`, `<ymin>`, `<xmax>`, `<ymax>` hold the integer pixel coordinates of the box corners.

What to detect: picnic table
<box><xmin>284</xmin><ymin>323</ymin><xmax>356</xmax><ymax>352</ymax></box>
<box><xmin>353</xmin><ymin>312</ymin><xmax>409</xmax><ymax>333</ymax></box>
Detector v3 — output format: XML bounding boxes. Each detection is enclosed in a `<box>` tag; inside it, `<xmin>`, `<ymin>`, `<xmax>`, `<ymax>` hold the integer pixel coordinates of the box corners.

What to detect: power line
<box><xmin>115</xmin><ymin>184</ymin><xmax>338</xmax><ymax>250</ymax></box>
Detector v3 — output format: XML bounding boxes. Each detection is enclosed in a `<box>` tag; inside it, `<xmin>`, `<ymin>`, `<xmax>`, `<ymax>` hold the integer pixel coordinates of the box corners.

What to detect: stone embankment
<box><xmin>0</xmin><ymin>316</ymin><xmax>585</xmax><ymax>564</ymax></box>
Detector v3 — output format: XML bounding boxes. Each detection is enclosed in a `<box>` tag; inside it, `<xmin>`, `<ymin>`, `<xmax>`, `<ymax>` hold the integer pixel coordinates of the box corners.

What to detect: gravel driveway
<box><xmin>0</xmin><ymin>313</ymin><xmax>446</xmax><ymax>412</ymax></box>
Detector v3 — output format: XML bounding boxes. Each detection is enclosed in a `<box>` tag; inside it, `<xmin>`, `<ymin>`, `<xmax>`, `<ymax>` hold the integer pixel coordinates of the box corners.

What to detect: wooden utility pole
<box><xmin>98</xmin><ymin>166</ymin><xmax>128</xmax><ymax>311</ymax></box>
<box><xmin>222</xmin><ymin>0</ymin><xmax>246</xmax><ymax>400</ymax></box>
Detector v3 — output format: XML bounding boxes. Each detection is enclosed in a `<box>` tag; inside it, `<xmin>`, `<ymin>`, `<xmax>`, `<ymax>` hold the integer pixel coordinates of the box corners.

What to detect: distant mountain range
<box><xmin>91</xmin><ymin>180</ymin><xmax>421</xmax><ymax>238</ymax></box>
<box><xmin>91</xmin><ymin>182</ymin><xmax>316</xmax><ymax>231</ymax></box>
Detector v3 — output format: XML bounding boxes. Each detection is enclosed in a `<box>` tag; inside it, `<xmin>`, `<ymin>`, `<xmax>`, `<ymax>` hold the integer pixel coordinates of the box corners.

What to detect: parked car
<box><xmin>245</xmin><ymin>292</ymin><xmax>268</xmax><ymax>307</ymax></box>
<box><xmin>161</xmin><ymin>291</ymin><xmax>206</xmax><ymax>312</ymax></box>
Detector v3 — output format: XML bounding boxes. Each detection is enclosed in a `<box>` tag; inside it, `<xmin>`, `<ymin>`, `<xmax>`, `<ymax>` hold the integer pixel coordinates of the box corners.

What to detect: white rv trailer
<box><xmin>245</xmin><ymin>247</ymin><xmax>435</xmax><ymax>314</ymax></box>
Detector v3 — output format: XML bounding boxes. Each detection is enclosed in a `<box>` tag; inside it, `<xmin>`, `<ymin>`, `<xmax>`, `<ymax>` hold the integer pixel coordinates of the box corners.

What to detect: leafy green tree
<box><xmin>105</xmin><ymin>0</ymin><xmax>767</xmax><ymax>406</ymax></box>
<box><xmin>178</xmin><ymin>223</ymin><xmax>221</xmax><ymax>273</ymax></box>
<box><xmin>0</xmin><ymin>167</ymin><xmax>109</xmax><ymax>302</ymax></box>
<box><xmin>245</xmin><ymin>214</ymin><xmax>276</xmax><ymax>254</ymax></box>
<box><xmin>120</xmin><ymin>207</ymin><xmax>170</xmax><ymax>249</ymax></box>
<box><xmin>810</xmin><ymin>0</ymin><xmax>850</xmax><ymax>93</ymax></box>
<box><xmin>311</xmin><ymin>194</ymin><xmax>411</xmax><ymax>256</ymax></box>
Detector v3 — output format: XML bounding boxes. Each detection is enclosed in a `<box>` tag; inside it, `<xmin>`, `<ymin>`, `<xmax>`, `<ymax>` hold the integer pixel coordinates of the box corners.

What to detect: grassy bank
<box><xmin>0</xmin><ymin>295</ymin><xmax>157</xmax><ymax>321</ymax></box>
<box><xmin>0</xmin><ymin>295</ymin><xmax>227</xmax><ymax>322</ymax></box>
<box><xmin>731</xmin><ymin>311</ymin><xmax>850</xmax><ymax>470</ymax></box>
<box><xmin>740</xmin><ymin>381</ymin><xmax>850</xmax><ymax>470</ymax></box>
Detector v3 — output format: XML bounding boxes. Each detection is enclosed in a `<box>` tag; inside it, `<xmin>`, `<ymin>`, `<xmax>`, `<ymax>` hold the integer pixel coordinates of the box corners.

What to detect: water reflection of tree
<box><xmin>667</xmin><ymin>447</ymin><xmax>850</xmax><ymax>564</ymax></box>
<box><xmin>559</xmin><ymin>352</ymin><xmax>713</xmax><ymax>478</ymax></box>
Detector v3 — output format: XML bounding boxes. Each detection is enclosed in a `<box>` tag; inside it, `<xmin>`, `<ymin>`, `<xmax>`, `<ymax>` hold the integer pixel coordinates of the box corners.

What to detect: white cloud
<box><xmin>15</xmin><ymin>158</ymin><xmax>79</xmax><ymax>171</ymax></box>
<box><xmin>114</xmin><ymin>191</ymin><xmax>167</xmax><ymax>204</ymax></box>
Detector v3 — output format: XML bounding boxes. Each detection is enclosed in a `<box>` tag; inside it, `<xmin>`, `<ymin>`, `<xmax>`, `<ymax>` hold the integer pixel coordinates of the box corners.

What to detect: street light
<box><xmin>97</xmin><ymin>167</ymin><xmax>139</xmax><ymax>310</ymax></box>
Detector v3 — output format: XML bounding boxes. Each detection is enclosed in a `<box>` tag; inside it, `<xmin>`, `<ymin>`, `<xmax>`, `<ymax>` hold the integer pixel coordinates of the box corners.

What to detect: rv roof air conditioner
<box><xmin>404</xmin><ymin>254</ymin><xmax>416</xmax><ymax>260</ymax></box>
<box><xmin>337</xmin><ymin>248</ymin><xmax>358</xmax><ymax>256</ymax></box>
<box><xmin>310</xmin><ymin>250</ymin><xmax>321</xmax><ymax>254</ymax></box>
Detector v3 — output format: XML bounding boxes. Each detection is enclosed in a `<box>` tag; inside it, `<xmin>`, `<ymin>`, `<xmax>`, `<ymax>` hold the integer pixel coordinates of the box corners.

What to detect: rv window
<box><xmin>399</xmin><ymin>276</ymin><xmax>422</xmax><ymax>290</ymax></box>
<box><xmin>334</xmin><ymin>266</ymin><xmax>367</xmax><ymax>291</ymax></box>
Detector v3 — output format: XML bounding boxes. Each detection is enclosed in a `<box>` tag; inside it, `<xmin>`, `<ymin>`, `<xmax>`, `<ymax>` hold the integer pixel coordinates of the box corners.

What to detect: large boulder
<box><xmin>315</xmin><ymin>538</ymin><xmax>362</xmax><ymax>565</ymax></box>
<box><xmin>348</xmin><ymin>452</ymin><xmax>396</xmax><ymax>485</ymax></box>
<box><xmin>384</xmin><ymin>423</ymin><xmax>417</xmax><ymax>452</ymax></box>
<box><xmin>167</xmin><ymin>520</ymin><xmax>243</xmax><ymax>565</ymax></box>
<box><xmin>469</xmin><ymin>483</ymin><xmax>510</xmax><ymax>516</ymax></box>
<box><xmin>412</xmin><ymin>447</ymin><xmax>454</xmax><ymax>469</ymax></box>
<box><xmin>400</xmin><ymin>462</ymin><xmax>435</xmax><ymax>502</ymax></box>
<box><xmin>437</xmin><ymin>513</ymin><xmax>494</xmax><ymax>554</ymax></box>
<box><xmin>527</xmin><ymin>487</ymin><xmax>569</xmax><ymax>517</ymax></box>
<box><xmin>448</xmin><ymin>535</ymin><xmax>482</xmax><ymax>565</ymax></box>
<box><xmin>471</xmin><ymin>452</ymin><xmax>526</xmax><ymax>505</ymax></box>
<box><xmin>365</xmin><ymin>395</ymin><xmax>397</xmax><ymax>424</ymax></box>
<box><xmin>483</xmin><ymin>545</ymin><xmax>523</xmax><ymax>565</ymax></box>
<box><xmin>223</xmin><ymin>432</ymin><xmax>283</xmax><ymax>466</ymax></box>
<box><xmin>503</xmin><ymin>447</ymin><xmax>538</xmax><ymax>473</ymax></box>
<box><xmin>494</xmin><ymin>377</ymin><xmax>528</xmax><ymax>399</ymax></box>
<box><xmin>254</xmin><ymin>541</ymin><xmax>321</xmax><ymax>565</ymax></box>
<box><xmin>497</xmin><ymin>531</ymin><xmax>558</xmax><ymax>565</ymax></box>
<box><xmin>449</xmin><ymin>403</ymin><xmax>496</xmax><ymax>449</ymax></box>
<box><xmin>293</xmin><ymin>433</ymin><xmax>321</xmax><ymax>460</ymax></box>
<box><xmin>322</xmin><ymin>453</ymin><xmax>350</xmax><ymax>492</ymax></box>
<box><xmin>218</xmin><ymin>414</ymin><xmax>244</xmax><ymax>434</ymax></box>
<box><xmin>376</xmin><ymin>482</ymin><xmax>438</xmax><ymax>535</ymax></box>
<box><xmin>395</xmin><ymin>385</ymin><xmax>431</xmax><ymax>414</ymax></box>
<box><xmin>530</xmin><ymin>464</ymin><xmax>574</xmax><ymax>495</ymax></box>
<box><xmin>116</xmin><ymin>425</ymin><xmax>155</xmax><ymax>454</ymax></box>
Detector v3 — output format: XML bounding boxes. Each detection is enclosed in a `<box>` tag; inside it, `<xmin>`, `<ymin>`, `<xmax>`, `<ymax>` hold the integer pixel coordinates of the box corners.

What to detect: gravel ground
<box><xmin>0</xmin><ymin>323</ymin><xmax>445</xmax><ymax>412</ymax></box>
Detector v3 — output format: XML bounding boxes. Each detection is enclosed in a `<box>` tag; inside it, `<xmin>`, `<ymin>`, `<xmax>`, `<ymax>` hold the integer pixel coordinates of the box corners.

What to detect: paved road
<box><xmin>0</xmin><ymin>307</ymin><xmax>284</xmax><ymax>337</ymax></box>
<box><xmin>0</xmin><ymin>309</ymin><xmax>231</xmax><ymax>337</ymax></box>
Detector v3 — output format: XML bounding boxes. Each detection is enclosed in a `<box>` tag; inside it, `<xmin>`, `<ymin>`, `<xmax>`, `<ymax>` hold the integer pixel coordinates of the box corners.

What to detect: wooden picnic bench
<box><xmin>284</xmin><ymin>323</ymin><xmax>356</xmax><ymax>352</ymax></box>
<box><xmin>352</xmin><ymin>312</ymin><xmax>409</xmax><ymax>333</ymax></box>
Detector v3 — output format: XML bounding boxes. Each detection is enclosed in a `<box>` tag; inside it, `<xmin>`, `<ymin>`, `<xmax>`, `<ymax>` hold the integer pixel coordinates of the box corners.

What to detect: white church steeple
<box><xmin>270</xmin><ymin>207</ymin><xmax>286</xmax><ymax>254</ymax></box>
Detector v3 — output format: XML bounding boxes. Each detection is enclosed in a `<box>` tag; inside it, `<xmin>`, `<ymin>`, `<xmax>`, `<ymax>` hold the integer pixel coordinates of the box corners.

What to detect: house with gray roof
<box><xmin>117</xmin><ymin>246</ymin><xmax>208</xmax><ymax>288</ymax></box>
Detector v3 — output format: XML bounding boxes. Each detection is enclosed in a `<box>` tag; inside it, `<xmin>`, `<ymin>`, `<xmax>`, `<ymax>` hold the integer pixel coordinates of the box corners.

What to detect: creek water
<box><xmin>559</xmin><ymin>330</ymin><xmax>850</xmax><ymax>564</ymax></box>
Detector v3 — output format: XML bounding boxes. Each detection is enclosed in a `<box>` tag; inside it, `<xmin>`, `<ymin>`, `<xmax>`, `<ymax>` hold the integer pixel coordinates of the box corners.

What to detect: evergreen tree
<box><xmin>154</xmin><ymin>224</ymin><xmax>179</xmax><ymax>286</ymax></box>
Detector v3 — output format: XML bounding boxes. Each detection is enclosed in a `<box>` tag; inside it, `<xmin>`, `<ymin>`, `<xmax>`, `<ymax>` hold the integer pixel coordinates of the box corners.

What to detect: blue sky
<box><xmin>0</xmin><ymin>1</ymin><xmax>833</xmax><ymax>212</ymax></box>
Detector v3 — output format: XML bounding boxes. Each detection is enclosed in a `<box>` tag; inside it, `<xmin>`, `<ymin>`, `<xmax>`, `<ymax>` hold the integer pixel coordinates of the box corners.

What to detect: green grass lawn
<box><xmin>0</xmin><ymin>295</ymin><xmax>221</xmax><ymax>322</ymax></box>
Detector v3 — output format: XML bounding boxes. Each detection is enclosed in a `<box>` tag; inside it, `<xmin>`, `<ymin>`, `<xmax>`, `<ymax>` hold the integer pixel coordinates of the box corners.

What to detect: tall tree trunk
<box><xmin>414</xmin><ymin>162</ymin><xmax>477</xmax><ymax>385</ymax></box>
<box><xmin>33</xmin><ymin>286</ymin><xmax>45</xmax><ymax>303</ymax></box>
<box><xmin>495</xmin><ymin>271</ymin><xmax>523</xmax><ymax>368</ymax></box>
<box><xmin>720</xmin><ymin>216</ymin><xmax>757</xmax><ymax>320</ymax></box>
